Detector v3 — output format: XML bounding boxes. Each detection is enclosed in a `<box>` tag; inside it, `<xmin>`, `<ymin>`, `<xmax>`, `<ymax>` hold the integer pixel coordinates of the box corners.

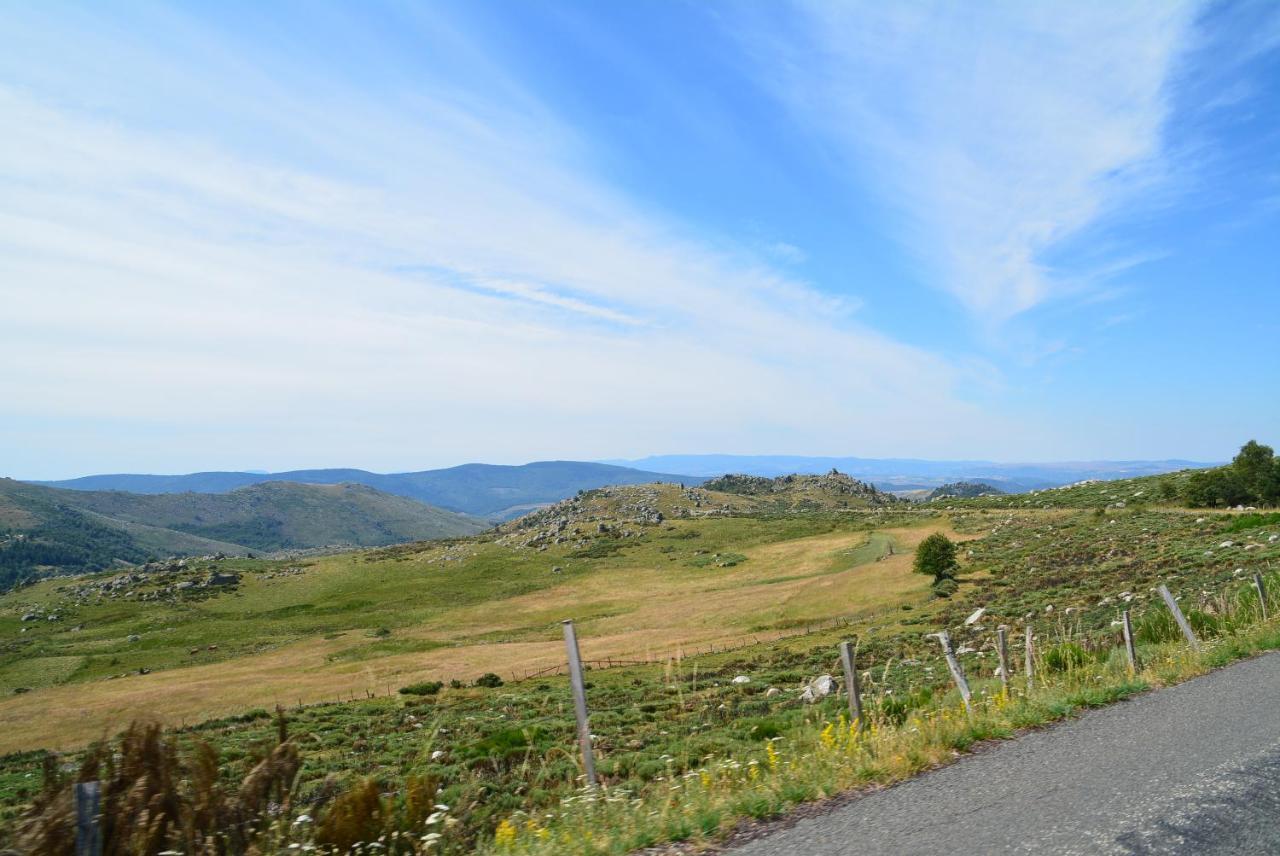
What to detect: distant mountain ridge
<box><xmin>604</xmin><ymin>455</ymin><xmax>1217</xmax><ymax>492</ymax></box>
<box><xmin>35</xmin><ymin>461</ymin><xmax>701</xmax><ymax>520</ymax></box>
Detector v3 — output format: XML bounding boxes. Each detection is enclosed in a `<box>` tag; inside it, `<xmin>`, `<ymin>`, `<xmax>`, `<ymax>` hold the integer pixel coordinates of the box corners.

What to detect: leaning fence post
<box><xmin>1121</xmin><ymin>610</ymin><xmax>1139</xmax><ymax>674</ymax></box>
<box><xmin>1254</xmin><ymin>573</ymin><xmax>1268</xmax><ymax>621</ymax></box>
<box><xmin>74</xmin><ymin>780</ymin><xmax>102</xmax><ymax>856</ymax></box>
<box><xmin>1024</xmin><ymin>623</ymin><xmax>1034</xmax><ymax>691</ymax></box>
<box><xmin>838</xmin><ymin>640</ymin><xmax>865</xmax><ymax>729</ymax></box>
<box><xmin>1157</xmin><ymin>584</ymin><xmax>1201</xmax><ymax>651</ymax></box>
<box><xmin>995</xmin><ymin>626</ymin><xmax>1010</xmax><ymax>695</ymax></box>
<box><xmin>562</xmin><ymin>620</ymin><xmax>598</xmax><ymax>788</ymax></box>
<box><xmin>930</xmin><ymin>631</ymin><xmax>971</xmax><ymax>713</ymax></box>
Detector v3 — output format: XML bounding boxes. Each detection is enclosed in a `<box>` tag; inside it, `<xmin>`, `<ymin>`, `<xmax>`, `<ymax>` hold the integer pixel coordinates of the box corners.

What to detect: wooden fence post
<box><xmin>930</xmin><ymin>631</ymin><xmax>971</xmax><ymax>713</ymax></box>
<box><xmin>74</xmin><ymin>780</ymin><xmax>102</xmax><ymax>856</ymax></box>
<box><xmin>1254</xmin><ymin>573</ymin><xmax>1268</xmax><ymax>621</ymax></box>
<box><xmin>1157</xmin><ymin>584</ymin><xmax>1201</xmax><ymax>651</ymax></box>
<box><xmin>1024</xmin><ymin>624</ymin><xmax>1034</xmax><ymax>691</ymax></box>
<box><xmin>1121</xmin><ymin>610</ymin><xmax>1139</xmax><ymax>673</ymax></box>
<box><xmin>562</xmin><ymin>620</ymin><xmax>598</xmax><ymax>788</ymax></box>
<box><xmin>838</xmin><ymin>640</ymin><xmax>865</xmax><ymax>729</ymax></box>
<box><xmin>995</xmin><ymin>626</ymin><xmax>1010</xmax><ymax>695</ymax></box>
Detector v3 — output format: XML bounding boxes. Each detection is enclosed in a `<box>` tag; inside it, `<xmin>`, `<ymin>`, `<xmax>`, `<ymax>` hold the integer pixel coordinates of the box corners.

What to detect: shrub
<box><xmin>475</xmin><ymin>672</ymin><xmax>504</xmax><ymax>688</ymax></box>
<box><xmin>931</xmin><ymin>577</ymin><xmax>959</xmax><ymax>598</ymax></box>
<box><xmin>398</xmin><ymin>681</ymin><xmax>443</xmax><ymax>697</ymax></box>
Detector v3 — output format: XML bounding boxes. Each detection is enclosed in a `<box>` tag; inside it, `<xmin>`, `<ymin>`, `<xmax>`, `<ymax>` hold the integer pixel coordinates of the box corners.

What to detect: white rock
<box><xmin>964</xmin><ymin>607</ymin><xmax>987</xmax><ymax>626</ymax></box>
<box><xmin>800</xmin><ymin>674</ymin><xmax>836</xmax><ymax>703</ymax></box>
<box><xmin>765</xmin><ymin>687</ymin><xmax>781</xmax><ymax>698</ymax></box>
<box><xmin>732</xmin><ymin>675</ymin><xmax>751</xmax><ymax>684</ymax></box>
<box><xmin>1220</xmin><ymin>541</ymin><xmax>1235</xmax><ymax>549</ymax></box>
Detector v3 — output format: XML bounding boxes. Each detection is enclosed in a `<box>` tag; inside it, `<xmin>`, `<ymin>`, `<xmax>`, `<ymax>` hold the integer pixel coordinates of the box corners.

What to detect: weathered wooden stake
<box><xmin>995</xmin><ymin>626</ymin><xmax>1011</xmax><ymax>695</ymax></box>
<box><xmin>1157</xmin><ymin>584</ymin><xmax>1201</xmax><ymax>651</ymax></box>
<box><xmin>562</xmin><ymin>620</ymin><xmax>598</xmax><ymax>788</ymax></box>
<box><xmin>930</xmin><ymin>631</ymin><xmax>971</xmax><ymax>713</ymax></box>
<box><xmin>838</xmin><ymin>640</ymin><xmax>865</xmax><ymax>729</ymax></box>
<box><xmin>1121</xmin><ymin>610</ymin><xmax>1139</xmax><ymax>673</ymax></box>
<box><xmin>1254</xmin><ymin>573</ymin><xmax>1268</xmax><ymax>621</ymax></box>
<box><xmin>74</xmin><ymin>780</ymin><xmax>102</xmax><ymax>856</ymax></box>
<box><xmin>1024</xmin><ymin>624</ymin><xmax>1034</xmax><ymax>691</ymax></box>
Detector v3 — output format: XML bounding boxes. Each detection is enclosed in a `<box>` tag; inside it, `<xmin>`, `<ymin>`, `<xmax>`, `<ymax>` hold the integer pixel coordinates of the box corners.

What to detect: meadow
<box><xmin>2</xmin><ymin>476</ymin><xmax>1279</xmax><ymax>852</ymax></box>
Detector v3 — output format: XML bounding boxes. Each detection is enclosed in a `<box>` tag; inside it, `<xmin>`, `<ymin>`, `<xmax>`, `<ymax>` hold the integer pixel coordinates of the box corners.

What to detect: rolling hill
<box><xmin>36</xmin><ymin>461</ymin><xmax>699</xmax><ymax>519</ymax></box>
<box><xmin>3</xmin><ymin>469</ymin><xmax>1278</xmax><ymax>850</ymax></box>
<box><xmin>0</xmin><ymin>479</ymin><xmax>486</xmax><ymax>587</ymax></box>
<box><xmin>926</xmin><ymin>481</ymin><xmax>1006</xmax><ymax>500</ymax></box>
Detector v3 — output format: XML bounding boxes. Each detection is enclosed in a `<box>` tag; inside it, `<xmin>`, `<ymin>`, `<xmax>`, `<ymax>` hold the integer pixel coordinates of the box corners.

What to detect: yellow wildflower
<box><xmin>494</xmin><ymin>819</ymin><xmax>517</xmax><ymax>848</ymax></box>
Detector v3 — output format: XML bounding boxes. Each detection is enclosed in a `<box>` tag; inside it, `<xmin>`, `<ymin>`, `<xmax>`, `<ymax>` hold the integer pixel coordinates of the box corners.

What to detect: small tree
<box><xmin>914</xmin><ymin>532</ymin><xmax>958</xmax><ymax>582</ymax></box>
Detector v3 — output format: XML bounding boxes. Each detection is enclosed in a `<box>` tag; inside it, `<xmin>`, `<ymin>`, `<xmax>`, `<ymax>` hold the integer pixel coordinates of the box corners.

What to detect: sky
<box><xmin>2</xmin><ymin>1</ymin><xmax>1278</xmax><ymax>479</ymax></box>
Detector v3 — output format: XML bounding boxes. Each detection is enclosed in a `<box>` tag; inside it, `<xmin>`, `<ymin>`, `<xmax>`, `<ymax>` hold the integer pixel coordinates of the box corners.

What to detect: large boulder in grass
<box><xmin>799</xmin><ymin>674</ymin><xmax>836</xmax><ymax>703</ymax></box>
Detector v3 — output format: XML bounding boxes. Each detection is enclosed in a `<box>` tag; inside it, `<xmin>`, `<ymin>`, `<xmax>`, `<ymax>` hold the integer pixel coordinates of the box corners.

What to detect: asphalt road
<box><xmin>731</xmin><ymin>651</ymin><xmax>1280</xmax><ymax>855</ymax></box>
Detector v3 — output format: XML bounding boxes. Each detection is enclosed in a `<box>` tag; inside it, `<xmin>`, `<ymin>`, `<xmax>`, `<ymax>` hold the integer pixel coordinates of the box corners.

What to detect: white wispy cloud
<box><xmin>738</xmin><ymin>1</ymin><xmax>1201</xmax><ymax>322</ymax></box>
<box><xmin>0</xmin><ymin>7</ymin><xmax>1020</xmax><ymax>476</ymax></box>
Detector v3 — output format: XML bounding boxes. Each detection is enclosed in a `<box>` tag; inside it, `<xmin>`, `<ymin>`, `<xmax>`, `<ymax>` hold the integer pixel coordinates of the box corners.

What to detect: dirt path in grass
<box><xmin>0</xmin><ymin>522</ymin><xmax>963</xmax><ymax>753</ymax></box>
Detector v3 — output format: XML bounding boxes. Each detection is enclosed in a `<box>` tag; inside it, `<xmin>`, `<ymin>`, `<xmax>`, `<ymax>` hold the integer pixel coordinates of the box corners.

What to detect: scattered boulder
<box><xmin>799</xmin><ymin>674</ymin><xmax>835</xmax><ymax>703</ymax></box>
<box><xmin>732</xmin><ymin>675</ymin><xmax>751</xmax><ymax>685</ymax></box>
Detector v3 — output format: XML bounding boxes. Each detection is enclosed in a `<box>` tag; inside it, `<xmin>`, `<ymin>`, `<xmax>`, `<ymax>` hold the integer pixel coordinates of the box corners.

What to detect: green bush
<box><xmin>931</xmin><ymin>578</ymin><xmax>959</xmax><ymax>598</ymax></box>
<box><xmin>398</xmin><ymin>681</ymin><xmax>443</xmax><ymax>697</ymax></box>
<box><xmin>474</xmin><ymin>672</ymin><xmax>504</xmax><ymax>688</ymax></box>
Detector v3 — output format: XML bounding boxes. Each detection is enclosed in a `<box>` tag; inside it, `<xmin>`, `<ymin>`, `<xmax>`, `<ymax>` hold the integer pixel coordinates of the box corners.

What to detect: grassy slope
<box><xmin>931</xmin><ymin>468</ymin><xmax>1196</xmax><ymax>509</ymax></box>
<box><xmin>59</xmin><ymin>481</ymin><xmax>488</xmax><ymax>549</ymax></box>
<box><xmin>3</xmin><ymin>478</ymin><xmax>1280</xmax><ymax>848</ymax></box>
<box><xmin>0</xmin><ymin>479</ymin><xmax>487</xmax><ymax>582</ymax></box>
<box><xmin>0</xmin><ymin>492</ymin><xmax>938</xmax><ymax>750</ymax></box>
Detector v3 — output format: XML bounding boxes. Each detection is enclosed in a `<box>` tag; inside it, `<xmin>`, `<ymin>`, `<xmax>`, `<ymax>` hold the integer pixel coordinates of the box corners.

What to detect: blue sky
<box><xmin>2</xmin><ymin>1</ymin><xmax>1278</xmax><ymax>479</ymax></box>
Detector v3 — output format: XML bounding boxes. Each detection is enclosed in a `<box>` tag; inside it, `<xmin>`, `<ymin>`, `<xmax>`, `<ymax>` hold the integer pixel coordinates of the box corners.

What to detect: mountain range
<box><xmin>602</xmin><ymin>455</ymin><xmax>1216</xmax><ymax>492</ymax></box>
<box><xmin>35</xmin><ymin>461</ymin><xmax>698</xmax><ymax>520</ymax></box>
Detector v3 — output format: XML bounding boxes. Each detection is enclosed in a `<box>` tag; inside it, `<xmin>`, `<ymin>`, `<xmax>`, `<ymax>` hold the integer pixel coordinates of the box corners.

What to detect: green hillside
<box><xmin>926</xmin><ymin>481</ymin><xmax>1005</xmax><ymax>500</ymax></box>
<box><xmin>2</xmin><ymin>471</ymin><xmax>1279</xmax><ymax>853</ymax></box>
<box><xmin>0</xmin><ymin>479</ymin><xmax>487</xmax><ymax>589</ymax></box>
<box><xmin>941</xmin><ymin>441</ymin><xmax>1280</xmax><ymax>511</ymax></box>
